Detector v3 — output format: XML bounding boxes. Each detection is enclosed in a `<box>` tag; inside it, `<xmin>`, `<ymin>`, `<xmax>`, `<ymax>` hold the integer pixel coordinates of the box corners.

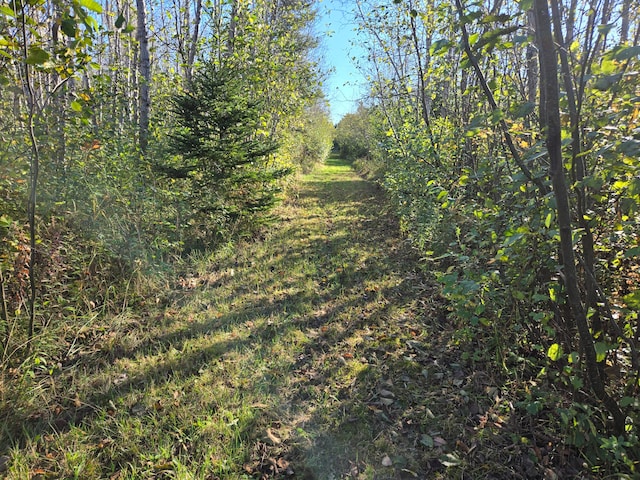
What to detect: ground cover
<box><xmin>1</xmin><ymin>157</ymin><xmax>591</xmax><ymax>479</ymax></box>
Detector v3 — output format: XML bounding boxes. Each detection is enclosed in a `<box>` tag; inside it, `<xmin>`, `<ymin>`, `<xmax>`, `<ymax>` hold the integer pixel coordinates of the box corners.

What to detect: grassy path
<box><xmin>2</xmin><ymin>158</ymin><xmax>518</xmax><ymax>479</ymax></box>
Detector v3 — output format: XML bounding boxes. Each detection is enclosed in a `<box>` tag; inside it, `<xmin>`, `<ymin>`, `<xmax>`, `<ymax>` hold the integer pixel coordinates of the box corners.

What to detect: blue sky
<box><xmin>316</xmin><ymin>0</ymin><xmax>368</xmax><ymax>124</ymax></box>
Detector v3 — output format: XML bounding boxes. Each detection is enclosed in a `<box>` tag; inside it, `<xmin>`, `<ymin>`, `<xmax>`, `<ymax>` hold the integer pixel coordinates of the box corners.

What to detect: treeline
<box><xmin>337</xmin><ymin>0</ymin><xmax>640</xmax><ymax>473</ymax></box>
<box><xmin>0</xmin><ymin>0</ymin><xmax>333</xmax><ymax>357</ymax></box>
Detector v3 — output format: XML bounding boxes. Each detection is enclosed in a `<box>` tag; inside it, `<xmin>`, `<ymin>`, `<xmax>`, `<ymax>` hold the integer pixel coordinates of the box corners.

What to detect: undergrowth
<box><xmin>1</xmin><ymin>157</ymin><xmax>636</xmax><ymax>479</ymax></box>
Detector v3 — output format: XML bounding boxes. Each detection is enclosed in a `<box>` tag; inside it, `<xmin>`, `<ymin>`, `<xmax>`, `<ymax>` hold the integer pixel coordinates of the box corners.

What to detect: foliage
<box><xmin>346</xmin><ymin>0</ymin><xmax>640</xmax><ymax>473</ymax></box>
<box><xmin>287</xmin><ymin>99</ymin><xmax>335</xmax><ymax>173</ymax></box>
<box><xmin>334</xmin><ymin>104</ymin><xmax>377</xmax><ymax>161</ymax></box>
<box><xmin>158</xmin><ymin>63</ymin><xmax>288</xmax><ymax>247</ymax></box>
<box><xmin>0</xmin><ymin>0</ymin><xmax>325</xmax><ymax>362</ymax></box>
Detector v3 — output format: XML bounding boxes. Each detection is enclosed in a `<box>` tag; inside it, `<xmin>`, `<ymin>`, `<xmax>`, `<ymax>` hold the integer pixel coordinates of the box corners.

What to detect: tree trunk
<box><xmin>620</xmin><ymin>0</ymin><xmax>631</xmax><ymax>43</ymax></box>
<box><xmin>185</xmin><ymin>0</ymin><xmax>203</xmax><ymax>84</ymax></box>
<box><xmin>408</xmin><ymin>4</ymin><xmax>439</xmax><ymax>166</ymax></box>
<box><xmin>533</xmin><ymin>0</ymin><xmax>625</xmax><ymax>434</ymax></box>
<box><xmin>136</xmin><ymin>0</ymin><xmax>150</xmax><ymax>155</ymax></box>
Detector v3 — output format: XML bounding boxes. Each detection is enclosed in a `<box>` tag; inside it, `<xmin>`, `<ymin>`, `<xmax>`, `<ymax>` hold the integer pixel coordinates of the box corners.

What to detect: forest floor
<box><xmin>1</xmin><ymin>157</ymin><xmax>589</xmax><ymax>479</ymax></box>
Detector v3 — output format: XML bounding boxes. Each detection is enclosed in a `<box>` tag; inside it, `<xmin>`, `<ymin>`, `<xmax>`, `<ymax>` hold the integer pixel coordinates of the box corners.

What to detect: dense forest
<box><xmin>1</xmin><ymin>0</ymin><xmax>640</xmax><ymax>477</ymax></box>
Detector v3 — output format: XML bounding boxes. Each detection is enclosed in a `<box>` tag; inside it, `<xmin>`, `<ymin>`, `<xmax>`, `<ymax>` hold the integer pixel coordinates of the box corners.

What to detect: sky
<box><xmin>315</xmin><ymin>0</ymin><xmax>368</xmax><ymax>124</ymax></box>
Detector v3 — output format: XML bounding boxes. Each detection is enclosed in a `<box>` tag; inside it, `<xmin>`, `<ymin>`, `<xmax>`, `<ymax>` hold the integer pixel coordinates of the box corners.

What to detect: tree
<box><xmin>159</xmin><ymin>64</ymin><xmax>289</xmax><ymax>245</ymax></box>
<box><xmin>533</xmin><ymin>0</ymin><xmax>625</xmax><ymax>434</ymax></box>
<box><xmin>136</xmin><ymin>0</ymin><xmax>150</xmax><ymax>155</ymax></box>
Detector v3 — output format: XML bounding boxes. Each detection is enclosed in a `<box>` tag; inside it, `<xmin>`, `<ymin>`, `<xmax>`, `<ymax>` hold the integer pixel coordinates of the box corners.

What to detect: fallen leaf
<box><xmin>456</xmin><ymin>440</ymin><xmax>471</xmax><ymax>453</ymax></box>
<box><xmin>154</xmin><ymin>461</ymin><xmax>173</xmax><ymax>471</ymax></box>
<box><xmin>401</xmin><ymin>468</ymin><xmax>418</xmax><ymax>477</ymax></box>
<box><xmin>379</xmin><ymin>389</ymin><xmax>395</xmax><ymax>397</ymax></box>
<box><xmin>433</xmin><ymin>436</ymin><xmax>447</xmax><ymax>447</ymax></box>
<box><xmin>420</xmin><ymin>434</ymin><xmax>434</xmax><ymax>448</ymax></box>
<box><xmin>544</xmin><ymin>468</ymin><xmax>559</xmax><ymax>480</ymax></box>
<box><xmin>380</xmin><ymin>397</ymin><xmax>394</xmax><ymax>406</ymax></box>
<box><xmin>265</xmin><ymin>428</ymin><xmax>281</xmax><ymax>445</ymax></box>
<box><xmin>97</xmin><ymin>438</ymin><xmax>113</xmax><ymax>449</ymax></box>
<box><xmin>381</xmin><ymin>455</ymin><xmax>393</xmax><ymax>467</ymax></box>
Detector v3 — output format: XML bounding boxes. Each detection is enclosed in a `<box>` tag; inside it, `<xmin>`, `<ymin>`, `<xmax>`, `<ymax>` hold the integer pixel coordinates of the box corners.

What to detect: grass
<box><xmin>0</xmin><ymin>156</ymin><xmax>597</xmax><ymax>479</ymax></box>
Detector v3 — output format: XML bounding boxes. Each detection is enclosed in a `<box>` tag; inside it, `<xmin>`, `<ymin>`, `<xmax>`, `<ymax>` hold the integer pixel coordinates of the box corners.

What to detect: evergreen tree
<box><xmin>160</xmin><ymin>64</ymin><xmax>290</xmax><ymax>245</ymax></box>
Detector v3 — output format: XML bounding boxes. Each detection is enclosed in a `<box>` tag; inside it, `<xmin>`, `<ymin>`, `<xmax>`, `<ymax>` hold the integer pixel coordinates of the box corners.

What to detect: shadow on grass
<box><xmin>0</xmin><ymin>157</ymin><xmax>445</xmax><ymax>479</ymax></box>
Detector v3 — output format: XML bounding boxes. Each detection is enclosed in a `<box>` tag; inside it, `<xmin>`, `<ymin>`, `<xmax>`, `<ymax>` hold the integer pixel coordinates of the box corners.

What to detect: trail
<box><xmin>219</xmin><ymin>156</ymin><xmax>446</xmax><ymax>478</ymax></box>
<box><xmin>2</xmin><ymin>157</ymin><xmax>528</xmax><ymax>479</ymax></box>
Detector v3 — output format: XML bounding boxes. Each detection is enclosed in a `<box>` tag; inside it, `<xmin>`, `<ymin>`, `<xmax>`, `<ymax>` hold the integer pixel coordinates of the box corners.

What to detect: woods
<box><xmin>0</xmin><ymin>0</ymin><xmax>330</xmax><ymax>348</ymax></box>
<box><xmin>336</xmin><ymin>0</ymin><xmax>640</xmax><ymax>472</ymax></box>
<box><xmin>1</xmin><ymin>0</ymin><xmax>640</xmax><ymax>477</ymax></box>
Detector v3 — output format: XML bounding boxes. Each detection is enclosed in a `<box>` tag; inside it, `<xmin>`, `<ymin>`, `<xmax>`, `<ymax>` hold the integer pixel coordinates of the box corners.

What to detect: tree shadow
<box><xmin>0</xmin><ymin>159</ymin><xmax>449</xmax><ymax>479</ymax></box>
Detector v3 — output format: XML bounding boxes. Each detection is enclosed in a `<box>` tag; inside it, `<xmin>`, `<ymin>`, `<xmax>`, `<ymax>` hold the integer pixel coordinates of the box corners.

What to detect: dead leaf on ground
<box><xmin>381</xmin><ymin>455</ymin><xmax>393</xmax><ymax>467</ymax></box>
<box><xmin>433</xmin><ymin>436</ymin><xmax>447</xmax><ymax>447</ymax></box>
<box><xmin>264</xmin><ymin>428</ymin><xmax>282</xmax><ymax>445</ymax></box>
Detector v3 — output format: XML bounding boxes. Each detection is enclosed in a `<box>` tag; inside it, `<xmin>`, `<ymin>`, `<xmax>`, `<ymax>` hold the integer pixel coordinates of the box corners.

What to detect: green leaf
<box><xmin>623</xmin><ymin>291</ymin><xmax>640</xmax><ymax>309</ymax></box>
<box><xmin>594</xmin><ymin>342</ymin><xmax>608</xmax><ymax>363</ymax></box>
<box><xmin>115</xmin><ymin>13</ymin><xmax>126</xmax><ymax>29</ymax></box>
<box><xmin>570</xmin><ymin>376</ymin><xmax>583</xmax><ymax>389</ymax></box>
<box><xmin>26</xmin><ymin>46</ymin><xmax>49</xmax><ymax>65</ymax></box>
<box><xmin>481</xmin><ymin>13</ymin><xmax>511</xmax><ymax>23</ymax></box>
<box><xmin>0</xmin><ymin>215</ymin><xmax>12</xmax><ymax>228</ymax></box>
<box><xmin>618</xmin><ymin>139</ymin><xmax>640</xmax><ymax>157</ymax></box>
<box><xmin>77</xmin><ymin>0</ymin><xmax>102</xmax><ymax>13</ymax></box>
<box><xmin>518</xmin><ymin>0</ymin><xmax>533</xmax><ymax>10</ymax></box>
<box><xmin>624</xmin><ymin>246</ymin><xmax>640</xmax><ymax>259</ymax></box>
<box><xmin>597</xmin><ymin>23</ymin><xmax>614</xmax><ymax>35</ymax></box>
<box><xmin>621</xmin><ymin>396</ymin><xmax>637</xmax><ymax>407</ymax></box>
<box><xmin>526</xmin><ymin>400</ymin><xmax>542</xmax><ymax>414</ymax></box>
<box><xmin>61</xmin><ymin>18</ymin><xmax>77</xmax><ymax>37</ymax></box>
<box><xmin>0</xmin><ymin>5</ymin><xmax>16</xmax><ymax>17</ymax></box>
<box><xmin>430</xmin><ymin>38</ymin><xmax>451</xmax><ymax>56</ymax></box>
<box><xmin>547</xmin><ymin>343</ymin><xmax>563</xmax><ymax>361</ymax></box>
<box><xmin>511</xmin><ymin>101</ymin><xmax>535</xmax><ymax>118</ymax></box>
<box><xmin>70</xmin><ymin>100</ymin><xmax>83</xmax><ymax>112</ymax></box>
<box><xmin>420</xmin><ymin>434</ymin><xmax>434</xmax><ymax>448</ymax></box>
<box><xmin>611</xmin><ymin>45</ymin><xmax>640</xmax><ymax>61</ymax></box>
<box><xmin>594</xmin><ymin>74</ymin><xmax>622</xmax><ymax>91</ymax></box>
<box><xmin>544</xmin><ymin>212</ymin><xmax>553</xmax><ymax>228</ymax></box>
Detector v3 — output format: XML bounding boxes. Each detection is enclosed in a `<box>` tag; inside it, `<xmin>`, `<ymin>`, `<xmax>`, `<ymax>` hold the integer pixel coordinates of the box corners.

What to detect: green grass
<box><xmin>1</xmin><ymin>156</ymin><xmax>556</xmax><ymax>479</ymax></box>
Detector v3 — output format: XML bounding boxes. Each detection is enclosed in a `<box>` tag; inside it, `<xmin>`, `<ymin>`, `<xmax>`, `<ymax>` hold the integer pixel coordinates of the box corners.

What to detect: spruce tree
<box><xmin>160</xmin><ymin>64</ymin><xmax>290</xmax><ymax>245</ymax></box>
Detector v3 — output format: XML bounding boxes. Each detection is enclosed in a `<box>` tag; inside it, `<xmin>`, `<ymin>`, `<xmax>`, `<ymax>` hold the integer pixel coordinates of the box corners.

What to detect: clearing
<box><xmin>2</xmin><ymin>158</ymin><xmax>569</xmax><ymax>479</ymax></box>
